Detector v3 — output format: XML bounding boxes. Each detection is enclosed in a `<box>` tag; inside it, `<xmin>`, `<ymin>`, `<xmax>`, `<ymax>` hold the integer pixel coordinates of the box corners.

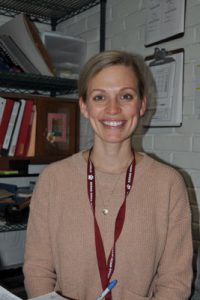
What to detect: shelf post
<box><xmin>51</xmin><ymin>18</ymin><xmax>57</xmax><ymax>31</ymax></box>
<box><xmin>100</xmin><ymin>0</ymin><xmax>107</xmax><ymax>52</ymax></box>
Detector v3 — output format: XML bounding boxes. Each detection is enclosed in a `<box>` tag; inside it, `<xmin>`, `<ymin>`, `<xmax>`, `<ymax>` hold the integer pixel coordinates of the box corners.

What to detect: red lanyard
<box><xmin>87</xmin><ymin>150</ymin><xmax>136</xmax><ymax>300</ymax></box>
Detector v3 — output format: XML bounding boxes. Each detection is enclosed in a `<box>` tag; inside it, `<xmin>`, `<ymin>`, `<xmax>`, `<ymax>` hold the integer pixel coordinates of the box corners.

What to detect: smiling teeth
<box><xmin>103</xmin><ymin>121</ymin><xmax>123</xmax><ymax>126</ymax></box>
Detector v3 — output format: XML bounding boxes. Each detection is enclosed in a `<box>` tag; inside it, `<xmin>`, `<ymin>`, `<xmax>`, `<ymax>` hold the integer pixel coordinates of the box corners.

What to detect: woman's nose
<box><xmin>105</xmin><ymin>98</ymin><xmax>121</xmax><ymax>115</ymax></box>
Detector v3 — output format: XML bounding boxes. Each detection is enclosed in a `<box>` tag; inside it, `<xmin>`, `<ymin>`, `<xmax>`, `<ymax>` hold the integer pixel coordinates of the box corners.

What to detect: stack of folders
<box><xmin>0</xmin><ymin>182</ymin><xmax>34</xmax><ymax>225</ymax></box>
<box><xmin>0</xmin><ymin>188</ymin><xmax>15</xmax><ymax>205</ymax></box>
<box><xmin>0</xmin><ymin>183</ymin><xmax>17</xmax><ymax>221</ymax></box>
<box><xmin>0</xmin><ymin>96</ymin><xmax>37</xmax><ymax>158</ymax></box>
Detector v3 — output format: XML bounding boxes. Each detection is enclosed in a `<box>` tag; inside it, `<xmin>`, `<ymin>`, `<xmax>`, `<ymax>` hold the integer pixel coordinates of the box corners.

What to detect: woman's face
<box><xmin>79</xmin><ymin>64</ymin><xmax>146</xmax><ymax>145</ymax></box>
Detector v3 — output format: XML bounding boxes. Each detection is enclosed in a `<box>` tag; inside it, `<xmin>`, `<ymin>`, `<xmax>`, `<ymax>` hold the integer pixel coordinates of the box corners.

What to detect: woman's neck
<box><xmin>84</xmin><ymin>143</ymin><xmax>137</xmax><ymax>174</ymax></box>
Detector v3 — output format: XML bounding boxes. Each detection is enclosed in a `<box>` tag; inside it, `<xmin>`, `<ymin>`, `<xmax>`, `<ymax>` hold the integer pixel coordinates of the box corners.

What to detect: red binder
<box><xmin>15</xmin><ymin>99</ymin><xmax>34</xmax><ymax>156</ymax></box>
<box><xmin>0</xmin><ymin>99</ymin><xmax>14</xmax><ymax>150</ymax></box>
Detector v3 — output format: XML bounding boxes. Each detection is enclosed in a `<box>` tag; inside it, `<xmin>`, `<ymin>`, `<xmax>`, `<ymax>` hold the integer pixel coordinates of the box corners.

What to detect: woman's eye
<box><xmin>121</xmin><ymin>94</ymin><xmax>133</xmax><ymax>100</ymax></box>
<box><xmin>121</xmin><ymin>93</ymin><xmax>138</xmax><ymax>101</ymax></box>
<box><xmin>93</xmin><ymin>95</ymin><xmax>105</xmax><ymax>101</ymax></box>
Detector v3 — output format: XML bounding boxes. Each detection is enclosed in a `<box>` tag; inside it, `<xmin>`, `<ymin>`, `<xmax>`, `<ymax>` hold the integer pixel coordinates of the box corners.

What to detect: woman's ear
<box><xmin>79</xmin><ymin>97</ymin><xmax>89</xmax><ymax>119</ymax></box>
<box><xmin>139</xmin><ymin>96</ymin><xmax>147</xmax><ymax>117</ymax></box>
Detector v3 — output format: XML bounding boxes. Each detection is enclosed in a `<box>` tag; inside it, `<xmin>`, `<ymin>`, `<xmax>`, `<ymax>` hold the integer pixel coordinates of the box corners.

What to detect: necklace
<box><xmin>96</xmin><ymin>171</ymin><xmax>123</xmax><ymax>216</ymax></box>
<box><xmin>87</xmin><ymin>149</ymin><xmax>136</xmax><ymax>300</ymax></box>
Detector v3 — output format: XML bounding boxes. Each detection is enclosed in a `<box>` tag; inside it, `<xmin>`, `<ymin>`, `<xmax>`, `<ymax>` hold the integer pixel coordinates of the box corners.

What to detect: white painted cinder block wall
<box><xmin>57</xmin><ymin>0</ymin><xmax>200</xmax><ymax>245</ymax></box>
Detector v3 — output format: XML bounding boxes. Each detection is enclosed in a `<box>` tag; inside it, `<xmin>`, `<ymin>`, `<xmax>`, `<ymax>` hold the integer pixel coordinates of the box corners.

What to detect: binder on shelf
<box><xmin>15</xmin><ymin>99</ymin><xmax>34</xmax><ymax>156</ymax></box>
<box><xmin>0</xmin><ymin>97</ymin><xmax>6</xmax><ymax>124</ymax></box>
<box><xmin>26</xmin><ymin>104</ymin><xmax>37</xmax><ymax>157</ymax></box>
<box><xmin>23</xmin><ymin>103</ymin><xmax>36</xmax><ymax>156</ymax></box>
<box><xmin>144</xmin><ymin>47</ymin><xmax>184</xmax><ymax>127</ymax></box>
<box><xmin>0</xmin><ymin>99</ymin><xmax>14</xmax><ymax>150</ymax></box>
<box><xmin>1</xmin><ymin>100</ymin><xmax>21</xmax><ymax>155</ymax></box>
<box><xmin>0</xmin><ymin>13</ymin><xmax>55</xmax><ymax>76</ymax></box>
<box><xmin>8</xmin><ymin>99</ymin><xmax>26</xmax><ymax>157</ymax></box>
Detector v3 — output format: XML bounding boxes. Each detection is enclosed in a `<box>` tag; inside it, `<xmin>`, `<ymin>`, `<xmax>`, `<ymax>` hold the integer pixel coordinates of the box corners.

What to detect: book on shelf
<box><xmin>0</xmin><ymin>189</ymin><xmax>15</xmax><ymax>200</ymax></box>
<box><xmin>0</xmin><ymin>182</ymin><xmax>18</xmax><ymax>193</ymax></box>
<box><xmin>0</xmin><ymin>187</ymin><xmax>15</xmax><ymax>205</ymax></box>
<box><xmin>23</xmin><ymin>103</ymin><xmax>36</xmax><ymax>156</ymax></box>
<box><xmin>0</xmin><ymin>13</ymin><xmax>55</xmax><ymax>76</ymax></box>
<box><xmin>0</xmin><ymin>34</ymin><xmax>40</xmax><ymax>74</ymax></box>
<box><xmin>0</xmin><ymin>40</ymin><xmax>23</xmax><ymax>73</ymax></box>
<box><xmin>0</xmin><ymin>98</ymin><xmax>14</xmax><ymax>151</ymax></box>
<box><xmin>16</xmin><ymin>186</ymin><xmax>33</xmax><ymax>198</ymax></box>
<box><xmin>25</xmin><ymin>15</ymin><xmax>55</xmax><ymax>76</ymax></box>
<box><xmin>0</xmin><ymin>197</ymin><xmax>15</xmax><ymax>204</ymax></box>
<box><xmin>15</xmin><ymin>197</ymin><xmax>31</xmax><ymax>211</ymax></box>
<box><xmin>28</xmin><ymin>163</ymin><xmax>47</xmax><ymax>175</ymax></box>
<box><xmin>8</xmin><ymin>99</ymin><xmax>26</xmax><ymax>156</ymax></box>
<box><xmin>15</xmin><ymin>99</ymin><xmax>34</xmax><ymax>156</ymax></box>
<box><xmin>1</xmin><ymin>100</ymin><xmax>21</xmax><ymax>155</ymax></box>
<box><xmin>0</xmin><ymin>286</ymin><xmax>71</xmax><ymax>300</ymax></box>
<box><xmin>0</xmin><ymin>169</ymin><xmax>19</xmax><ymax>175</ymax></box>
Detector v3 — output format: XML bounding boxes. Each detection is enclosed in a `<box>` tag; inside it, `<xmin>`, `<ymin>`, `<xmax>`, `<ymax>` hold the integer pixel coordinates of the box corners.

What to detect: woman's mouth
<box><xmin>102</xmin><ymin>120</ymin><xmax>124</xmax><ymax>127</ymax></box>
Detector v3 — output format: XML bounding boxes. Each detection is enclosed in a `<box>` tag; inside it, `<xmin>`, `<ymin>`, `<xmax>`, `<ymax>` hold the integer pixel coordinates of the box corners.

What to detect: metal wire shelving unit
<box><xmin>0</xmin><ymin>0</ymin><xmax>102</xmax><ymax>27</ymax></box>
<box><xmin>0</xmin><ymin>0</ymin><xmax>106</xmax><ymax>95</ymax></box>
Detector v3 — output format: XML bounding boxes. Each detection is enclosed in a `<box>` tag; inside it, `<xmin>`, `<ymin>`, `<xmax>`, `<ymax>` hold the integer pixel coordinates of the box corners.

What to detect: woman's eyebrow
<box><xmin>89</xmin><ymin>87</ymin><xmax>137</xmax><ymax>93</ymax></box>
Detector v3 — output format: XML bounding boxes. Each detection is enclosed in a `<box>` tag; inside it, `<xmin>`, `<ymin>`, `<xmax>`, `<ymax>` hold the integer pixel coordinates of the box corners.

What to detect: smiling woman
<box><xmin>79</xmin><ymin>64</ymin><xmax>146</xmax><ymax>150</ymax></box>
<box><xmin>23</xmin><ymin>50</ymin><xmax>193</xmax><ymax>300</ymax></box>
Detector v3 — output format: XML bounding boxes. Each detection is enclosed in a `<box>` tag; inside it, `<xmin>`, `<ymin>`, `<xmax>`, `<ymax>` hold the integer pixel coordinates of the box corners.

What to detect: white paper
<box><xmin>144</xmin><ymin>51</ymin><xmax>183</xmax><ymax>127</ymax></box>
<box><xmin>0</xmin><ymin>286</ymin><xmax>71</xmax><ymax>300</ymax></box>
<box><xmin>145</xmin><ymin>0</ymin><xmax>185</xmax><ymax>46</ymax></box>
<box><xmin>150</xmin><ymin>61</ymin><xmax>175</xmax><ymax>122</ymax></box>
<box><xmin>0</xmin><ymin>97</ymin><xmax>6</xmax><ymax>124</ymax></box>
<box><xmin>0</xmin><ymin>286</ymin><xmax>21</xmax><ymax>300</ymax></box>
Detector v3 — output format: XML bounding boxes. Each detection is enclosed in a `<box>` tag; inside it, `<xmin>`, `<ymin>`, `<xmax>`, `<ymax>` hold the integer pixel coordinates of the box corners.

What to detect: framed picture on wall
<box><xmin>35</xmin><ymin>97</ymin><xmax>79</xmax><ymax>159</ymax></box>
<box><xmin>144</xmin><ymin>0</ymin><xmax>186</xmax><ymax>47</ymax></box>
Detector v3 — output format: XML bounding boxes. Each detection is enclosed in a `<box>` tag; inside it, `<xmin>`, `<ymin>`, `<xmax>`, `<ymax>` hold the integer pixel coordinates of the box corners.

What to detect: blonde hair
<box><xmin>78</xmin><ymin>50</ymin><xmax>146</xmax><ymax>102</ymax></box>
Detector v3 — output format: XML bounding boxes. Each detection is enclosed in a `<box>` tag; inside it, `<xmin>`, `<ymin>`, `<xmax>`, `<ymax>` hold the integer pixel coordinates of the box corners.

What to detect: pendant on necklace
<box><xmin>102</xmin><ymin>208</ymin><xmax>109</xmax><ymax>215</ymax></box>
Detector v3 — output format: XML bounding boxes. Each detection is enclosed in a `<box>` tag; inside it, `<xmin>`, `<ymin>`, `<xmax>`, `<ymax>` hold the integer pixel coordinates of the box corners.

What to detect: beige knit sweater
<box><xmin>23</xmin><ymin>152</ymin><xmax>193</xmax><ymax>300</ymax></box>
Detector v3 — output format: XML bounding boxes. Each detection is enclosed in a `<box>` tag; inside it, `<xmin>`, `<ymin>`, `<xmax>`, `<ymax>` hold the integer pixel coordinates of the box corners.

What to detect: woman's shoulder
<box><xmin>137</xmin><ymin>152</ymin><xmax>184</xmax><ymax>183</ymax></box>
<box><xmin>39</xmin><ymin>150</ymin><xmax>86</xmax><ymax>177</ymax></box>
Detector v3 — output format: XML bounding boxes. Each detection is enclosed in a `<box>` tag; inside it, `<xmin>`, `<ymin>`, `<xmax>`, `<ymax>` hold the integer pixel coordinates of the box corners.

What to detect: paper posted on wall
<box><xmin>0</xmin><ymin>286</ymin><xmax>71</xmax><ymax>300</ymax></box>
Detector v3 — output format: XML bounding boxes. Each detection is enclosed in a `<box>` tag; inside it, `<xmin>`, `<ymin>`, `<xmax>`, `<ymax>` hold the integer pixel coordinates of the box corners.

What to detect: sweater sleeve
<box><xmin>23</xmin><ymin>168</ymin><xmax>56</xmax><ymax>298</ymax></box>
<box><xmin>151</xmin><ymin>172</ymin><xmax>193</xmax><ymax>300</ymax></box>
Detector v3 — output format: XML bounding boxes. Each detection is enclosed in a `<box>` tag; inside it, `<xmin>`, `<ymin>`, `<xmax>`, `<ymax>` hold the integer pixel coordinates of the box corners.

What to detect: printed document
<box><xmin>0</xmin><ymin>286</ymin><xmax>71</xmax><ymax>300</ymax></box>
<box><xmin>150</xmin><ymin>61</ymin><xmax>175</xmax><ymax>122</ymax></box>
<box><xmin>145</xmin><ymin>0</ymin><xmax>185</xmax><ymax>45</ymax></box>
